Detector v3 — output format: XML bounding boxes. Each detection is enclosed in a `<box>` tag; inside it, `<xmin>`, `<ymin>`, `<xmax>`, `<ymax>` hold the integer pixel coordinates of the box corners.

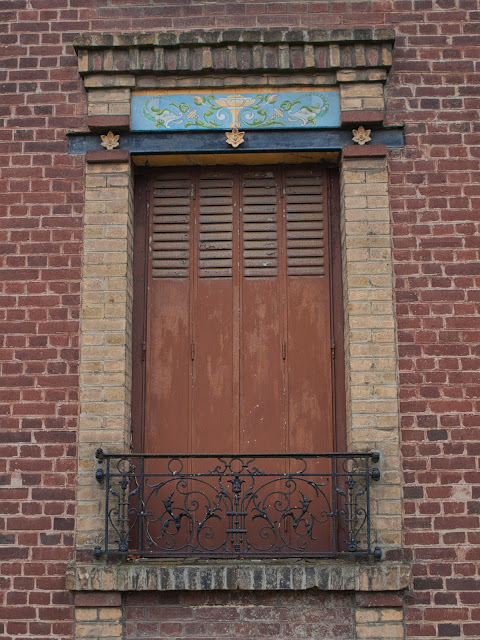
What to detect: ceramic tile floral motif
<box><xmin>131</xmin><ymin>90</ymin><xmax>340</xmax><ymax>131</ymax></box>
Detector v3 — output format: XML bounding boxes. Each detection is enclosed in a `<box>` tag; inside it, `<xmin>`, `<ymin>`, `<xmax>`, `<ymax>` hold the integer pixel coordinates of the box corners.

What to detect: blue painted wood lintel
<box><xmin>68</xmin><ymin>127</ymin><xmax>404</xmax><ymax>155</ymax></box>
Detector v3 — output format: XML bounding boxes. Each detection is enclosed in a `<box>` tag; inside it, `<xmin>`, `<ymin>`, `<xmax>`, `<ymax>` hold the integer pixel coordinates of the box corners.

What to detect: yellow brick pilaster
<box><xmin>77</xmin><ymin>160</ymin><xmax>134</xmax><ymax>550</ymax></box>
<box><xmin>340</xmin><ymin>155</ymin><xmax>402</xmax><ymax>552</ymax></box>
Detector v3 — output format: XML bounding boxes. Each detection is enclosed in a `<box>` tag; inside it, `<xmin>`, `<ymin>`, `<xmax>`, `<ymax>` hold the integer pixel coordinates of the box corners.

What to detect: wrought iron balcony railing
<box><xmin>94</xmin><ymin>450</ymin><xmax>381</xmax><ymax>559</ymax></box>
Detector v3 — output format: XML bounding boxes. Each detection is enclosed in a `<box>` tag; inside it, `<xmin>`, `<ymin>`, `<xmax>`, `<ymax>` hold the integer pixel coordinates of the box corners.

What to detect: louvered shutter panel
<box><xmin>145</xmin><ymin>165</ymin><xmax>334</xmax><ymax>466</ymax></box>
<box><xmin>242</xmin><ymin>170</ymin><xmax>279</xmax><ymax>278</ymax></box>
<box><xmin>151</xmin><ymin>174</ymin><xmax>191</xmax><ymax>278</ymax></box>
<box><xmin>198</xmin><ymin>172</ymin><xmax>233</xmax><ymax>278</ymax></box>
<box><xmin>285</xmin><ymin>167</ymin><xmax>325</xmax><ymax>276</ymax></box>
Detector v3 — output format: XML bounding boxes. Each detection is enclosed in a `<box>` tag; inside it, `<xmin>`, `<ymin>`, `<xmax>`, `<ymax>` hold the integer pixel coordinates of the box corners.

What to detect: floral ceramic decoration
<box><xmin>352</xmin><ymin>125</ymin><xmax>372</xmax><ymax>145</ymax></box>
<box><xmin>100</xmin><ymin>131</ymin><xmax>120</xmax><ymax>150</ymax></box>
<box><xmin>131</xmin><ymin>91</ymin><xmax>340</xmax><ymax>131</ymax></box>
<box><xmin>225</xmin><ymin>128</ymin><xmax>245</xmax><ymax>148</ymax></box>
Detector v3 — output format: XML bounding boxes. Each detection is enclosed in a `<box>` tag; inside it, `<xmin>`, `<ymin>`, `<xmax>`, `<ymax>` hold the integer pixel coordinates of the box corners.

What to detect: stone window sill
<box><xmin>67</xmin><ymin>559</ymin><xmax>410</xmax><ymax>593</ymax></box>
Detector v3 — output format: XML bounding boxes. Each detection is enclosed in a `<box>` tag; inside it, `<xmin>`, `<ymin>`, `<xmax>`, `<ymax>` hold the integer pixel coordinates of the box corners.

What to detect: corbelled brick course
<box><xmin>74</xmin><ymin>29</ymin><xmax>394</xmax><ymax>76</ymax></box>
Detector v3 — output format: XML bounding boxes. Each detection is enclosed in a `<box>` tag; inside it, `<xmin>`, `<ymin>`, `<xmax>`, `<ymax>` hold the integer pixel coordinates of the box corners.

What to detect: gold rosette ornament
<box><xmin>352</xmin><ymin>126</ymin><xmax>372</xmax><ymax>145</ymax></box>
<box><xmin>226</xmin><ymin>129</ymin><xmax>245</xmax><ymax>148</ymax></box>
<box><xmin>100</xmin><ymin>131</ymin><xmax>120</xmax><ymax>150</ymax></box>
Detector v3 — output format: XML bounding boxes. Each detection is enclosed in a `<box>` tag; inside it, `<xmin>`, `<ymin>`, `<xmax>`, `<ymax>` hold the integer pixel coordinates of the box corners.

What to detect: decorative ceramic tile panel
<box><xmin>131</xmin><ymin>89</ymin><xmax>340</xmax><ymax>131</ymax></box>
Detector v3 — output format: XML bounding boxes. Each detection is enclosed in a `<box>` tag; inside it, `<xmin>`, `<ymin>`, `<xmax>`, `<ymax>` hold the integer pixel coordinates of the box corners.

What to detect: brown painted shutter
<box><xmin>146</xmin><ymin>172</ymin><xmax>192</xmax><ymax>454</ymax></box>
<box><xmin>240</xmin><ymin>168</ymin><xmax>283</xmax><ymax>453</ymax></box>
<box><xmin>144</xmin><ymin>165</ymin><xmax>333</xmax><ymax>458</ymax></box>
<box><xmin>284</xmin><ymin>167</ymin><xmax>332</xmax><ymax>453</ymax></box>
<box><xmin>193</xmin><ymin>170</ymin><xmax>236</xmax><ymax>453</ymax></box>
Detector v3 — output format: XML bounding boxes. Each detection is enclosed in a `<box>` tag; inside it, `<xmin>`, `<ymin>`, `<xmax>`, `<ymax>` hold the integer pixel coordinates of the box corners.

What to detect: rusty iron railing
<box><xmin>93</xmin><ymin>449</ymin><xmax>381</xmax><ymax>559</ymax></box>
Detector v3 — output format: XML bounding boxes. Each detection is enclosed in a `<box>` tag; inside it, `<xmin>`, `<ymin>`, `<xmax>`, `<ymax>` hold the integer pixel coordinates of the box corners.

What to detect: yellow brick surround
<box><xmin>77</xmin><ymin>152</ymin><xmax>401</xmax><ymax>554</ymax></box>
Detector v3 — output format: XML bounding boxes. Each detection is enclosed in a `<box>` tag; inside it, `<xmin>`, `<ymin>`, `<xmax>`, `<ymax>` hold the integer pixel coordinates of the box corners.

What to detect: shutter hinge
<box><xmin>331</xmin><ymin>341</ymin><xmax>336</xmax><ymax>359</ymax></box>
<box><xmin>282</xmin><ymin>340</ymin><xmax>287</xmax><ymax>360</ymax></box>
<box><xmin>141</xmin><ymin>341</ymin><xmax>147</xmax><ymax>361</ymax></box>
<box><xmin>191</xmin><ymin>342</ymin><xmax>196</xmax><ymax>361</ymax></box>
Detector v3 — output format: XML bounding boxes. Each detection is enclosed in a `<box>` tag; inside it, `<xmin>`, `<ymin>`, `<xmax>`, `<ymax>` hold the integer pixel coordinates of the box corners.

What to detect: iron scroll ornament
<box><xmin>94</xmin><ymin>450</ymin><xmax>381</xmax><ymax>559</ymax></box>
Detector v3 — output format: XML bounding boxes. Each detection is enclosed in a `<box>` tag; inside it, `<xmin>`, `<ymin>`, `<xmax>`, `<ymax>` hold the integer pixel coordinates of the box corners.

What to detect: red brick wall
<box><xmin>1</xmin><ymin>1</ymin><xmax>479</xmax><ymax>640</ymax></box>
<box><xmin>387</xmin><ymin>4</ymin><xmax>480</xmax><ymax>639</ymax></box>
<box><xmin>125</xmin><ymin>591</ymin><xmax>353</xmax><ymax>640</ymax></box>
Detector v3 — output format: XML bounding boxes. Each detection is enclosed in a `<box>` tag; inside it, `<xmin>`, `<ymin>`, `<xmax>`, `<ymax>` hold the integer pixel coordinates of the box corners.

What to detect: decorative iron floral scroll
<box><xmin>131</xmin><ymin>90</ymin><xmax>340</xmax><ymax>131</ymax></box>
<box><xmin>94</xmin><ymin>450</ymin><xmax>381</xmax><ymax>559</ymax></box>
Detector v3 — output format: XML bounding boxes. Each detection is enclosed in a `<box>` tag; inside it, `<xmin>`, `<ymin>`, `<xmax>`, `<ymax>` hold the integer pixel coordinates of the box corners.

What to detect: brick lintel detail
<box><xmin>341</xmin><ymin>110</ymin><xmax>385</xmax><ymax>125</ymax></box>
<box><xmin>87</xmin><ymin>116</ymin><xmax>130</xmax><ymax>131</ymax></box>
<box><xmin>85</xmin><ymin>149</ymin><xmax>130</xmax><ymax>163</ymax></box>
<box><xmin>342</xmin><ymin>144</ymin><xmax>387</xmax><ymax>157</ymax></box>
<box><xmin>74</xmin><ymin>28</ymin><xmax>394</xmax><ymax>76</ymax></box>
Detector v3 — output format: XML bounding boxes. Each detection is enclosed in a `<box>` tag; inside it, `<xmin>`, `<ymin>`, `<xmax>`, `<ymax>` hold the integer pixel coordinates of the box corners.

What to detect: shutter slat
<box><xmin>287</xmin><ymin>257</ymin><xmax>324</xmax><ymax>266</ymax></box>
<box><xmin>199</xmin><ymin>233</ymin><xmax>232</xmax><ymax>241</ymax></box>
<box><xmin>199</xmin><ymin>196</ymin><xmax>233</xmax><ymax>206</ymax></box>
<box><xmin>153</xmin><ymin>223</ymin><xmax>190</xmax><ymax>233</ymax></box>
<box><xmin>200</xmin><ymin>268</ymin><xmax>233</xmax><ymax>278</ymax></box>
<box><xmin>243</xmin><ymin>205</ymin><xmax>277</xmax><ymax>214</ymax></box>
<box><xmin>287</xmin><ymin>198</ymin><xmax>323</xmax><ymax>204</ymax></box>
<box><xmin>199</xmin><ymin>259</ymin><xmax>232</xmax><ymax>268</ymax></box>
<box><xmin>287</xmin><ymin>239</ymin><xmax>324</xmax><ymax>248</ymax></box>
<box><xmin>153</xmin><ymin>259</ymin><xmax>189</xmax><ymax>268</ymax></box>
<box><xmin>244</xmin><ymin>222</ymin><xmax>277</xmax><ymax>232</ymax></box>
<box><xmin>152</xmin><ymin>233</ymin><xmax>189</xmax><ymax>242</ymax></box>
<box><xmin>244</xmin><ymin>232</ymin><xmax>277</xmax><ymax>241</ymax></box>
<box><xmin>240</xmin><ymin>187</ymin><xmax>278</xmax><ymax>196</ymax></box>
<box><xmin>244</xmin><ymin>249</ymin><xmax>278</xmax><ymax>258</ymax></box>
<box><xmin>287</xmin><ymin>221</ymin><xmax>324</xmax><ymax>231</ymax></box>
<box><xmin>199</xmin><ymin>179</ymin><xmax>233</xmax><ymax>188</ymax></box>
<box><xmin>287</xmin><ymin>267</ymin><xmax>325</xmax><ymax>276</ymax></box>
<box><xmin>286</xmin><ymin>230</ymin><xmax>324</xmax><ymax>240</ymax></box>
<box><xmin>286</xmin><ymin>213</ymin><xmax>324</xmax><ymax>222</ymax></box>
<box><xmin>287</xmin><ymin>248</ymin><xmax>325</xmax><ymax>257</ymax></box>
<box><xmin>152</xmin><ymin>269</ymin><xmax>187</xmax><ymax>278</ymax></box>
<box><xmin>153</xmin><ymin>188</ymin><xmax>191</xmax><ymax>197</ymax></box>
<box><xmin>199</xmin><ymin>250</ymin><xmax>233</xmax><ymax>259</ymax></box>
<box><xmin>244</xmin><ymin>214</ymin><xmax>277</xmax><ymax>222</ymax></box>
<box><xmin>198</xmin><ymin>214</ymin><xmax>233</xmax><ymax>224</ymax></box>
<box><xmin>244</xmin><ymin>268</ymin><xmax>278</xmax><ymax>277</ymax></box>
<box><xmin>244</xmin><ymin>240</ymin><xmax>277</xmax><ymax>248</ymax></box>
<box><xmin>284</xmin><ymin>203</ymin><xmax>324</xmax><ymax>213</ymax></box>
<box><xmin>154</xmin><ymin>197</ymin><xmax>191</xmax><ymax>205</ymax></box>
<box><xmin>151</xmin><ymin>240</ymin><xmax>189</xmax><ymax>249</ymax></box>
<box><xmin>284</xmin><ymin>177</ymin><xmax>322</xmax><ymax>185</ymax></box>
<box><xmin>153</xmin><ymin>250</ymin><xmax>189</xmax><ymax>259</ymax></box>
